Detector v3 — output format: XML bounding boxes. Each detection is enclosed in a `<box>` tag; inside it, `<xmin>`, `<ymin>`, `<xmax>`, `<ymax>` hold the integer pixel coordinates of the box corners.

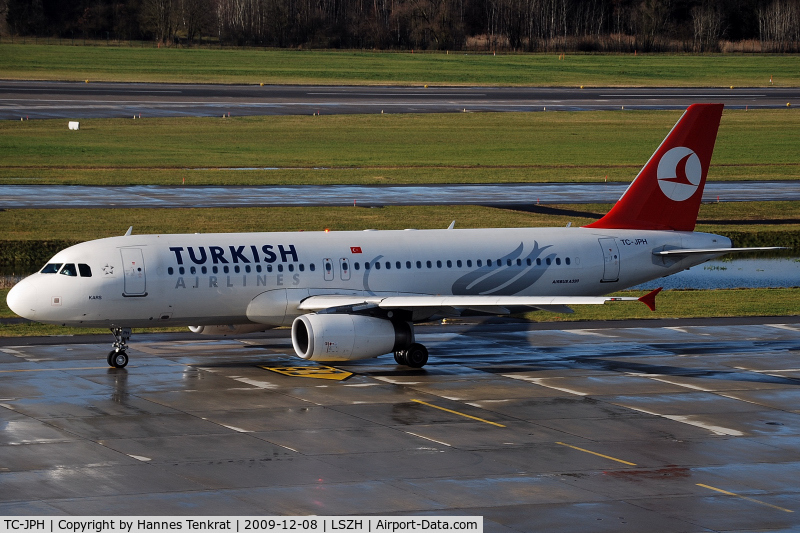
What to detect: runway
<box><xmin>3</xmin><ymin>180</ymin><xmax>799</xmax><ymax>209</ymax></box>
<box><xmin>2</xmin><ymin>316</ymin><xmax>800</xmax><ymax>530</ymax></box>
<box><xmin>2</xmin><ymin>81</ymin><xmax>799</xmax><ymax>119</ymax></box>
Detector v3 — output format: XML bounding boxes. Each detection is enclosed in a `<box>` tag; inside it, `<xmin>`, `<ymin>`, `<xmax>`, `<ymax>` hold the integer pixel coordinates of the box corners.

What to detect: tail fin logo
<box><xmin>657</xmin><ymin>147</ymin><xmax>702</xmax><ymax>202</ymax></box>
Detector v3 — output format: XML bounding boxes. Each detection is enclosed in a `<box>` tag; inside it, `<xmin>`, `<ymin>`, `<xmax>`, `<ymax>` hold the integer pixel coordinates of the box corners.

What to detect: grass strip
<box><xmin>2</xmin><ymin>202</ymin><xmax>799</xmax><ymax>240</ymax></box>
<box><xmin>1</xmin><ymin>203</ymin><xmax>797</xmax><ymax>272</ymax></box>
<box><xmin>2</xmin><ymin>45</ymin><xmax>800</xmax><ymax>87</ymax></box>
<box><xmin>2</xmin><ymin>109</ymin><xmax>799</xmax><ymax>186</ymax></box>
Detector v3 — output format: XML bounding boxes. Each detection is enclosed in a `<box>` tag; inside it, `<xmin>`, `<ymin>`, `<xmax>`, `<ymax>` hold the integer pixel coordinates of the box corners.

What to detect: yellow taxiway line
<box><xmin>697</xmin><ymin>483</ymin><xmax>793</xmax><ymax>513</ymax></box>
<box><xmin>556</xmin><ymin>441</ymin><xmax>637</xmax><ymax>466</ymax></box>
<box><xmin>411</xmin><ymin>399</ymin><xmax>506</xmax><ymax>427</ymax></box>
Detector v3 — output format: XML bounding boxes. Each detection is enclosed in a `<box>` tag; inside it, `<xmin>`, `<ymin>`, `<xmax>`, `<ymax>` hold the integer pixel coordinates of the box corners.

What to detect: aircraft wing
<box><xmin>299</xmin><ymin>288</ymin><xmax>662</xmax><ymax>313</ymax></box>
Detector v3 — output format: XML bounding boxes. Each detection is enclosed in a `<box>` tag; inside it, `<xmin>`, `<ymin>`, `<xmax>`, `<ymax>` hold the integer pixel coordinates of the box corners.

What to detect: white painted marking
<box><xmin>502</xmin><ymin>374</ymin><xmax>587</xmax><ymax>396</ymax></box>
<box><xmin>128</xmin><ymin>455</ymin><xmax>152</xmax><ymax>462</ymax></box>
<box><xmin>0</xmin><ymin>348</ymin><xmax>24</xmax><ymax>355</ymax></box>
<box><xmin>619</xmin><ymin>405</ymin><xmax>744</xmax><ymax>436</ymax></box>
<box><xmin>665</xmin><ymin>415</ymin><xmax>745</xmax><ymax>436</ymax></box>
<box><xmin>566</xmin><ymin>329</ymin><xmax>618</xmax><ymax>338</ymax></box>
<box><xmin>645</xmin><ymin>376</ymin><xmax>712</xmax><ymax>391</ymax></box>
<box><xmin>466</xmin><ymin>400</ymin><xmax>511</xmax><ymax>407</ymax></box>
<box><xmin>406</xmin><ymin>431</ymin><xmax>452</xmax><ymax>447</ymax></box>
<box><xmin>220</xmin><ymin>424</ymin><xmax>251</xmax><ymax>433</ymax></box>
<box><xmin>372</xmin><ymin>376</ymin><xmax>423</xmax><ymax>385</ymax></box>
<box><xmin>768</xmin><ymin>324</ymin><xmax>800</xmax><ymax>332</ymax></box>
<box><xmin>228</xmin><ymin>377</ymin><xmax>279</xmax><ymax>390</ymax></box>
<box><xmin>308</xmin><ymin>92</ymin><xmax>487</xmax><ymax>96</ymax></box>
<box><xmin>664</xmin><ymin>326</ymin><xmax>711</xmax><ymax>336</ymax></box>
<box><xmin>599</xmin><ymin>93</ymin><xmax>766</xmax><ymax>98</ymax></box>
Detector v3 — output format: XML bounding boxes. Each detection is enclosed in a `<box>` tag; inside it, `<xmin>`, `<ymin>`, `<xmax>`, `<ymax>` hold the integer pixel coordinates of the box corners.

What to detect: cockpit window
<box><xmin>59</xmin><ymin>263</ymin><xmax>78</xmax><ymax>277</ymax></box>
<box><xmin>78</xmin><ymin>264</ymin><xmax>92</xmax><ymax>277</ymax></box>
<box><xmin>41</xmin><ymin>263</ymin><xmax>62</xmax><ymax>274</ymax></box>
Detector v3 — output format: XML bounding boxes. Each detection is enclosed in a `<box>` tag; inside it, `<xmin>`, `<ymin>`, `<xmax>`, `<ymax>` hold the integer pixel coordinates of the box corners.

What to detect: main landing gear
<box><xmin>394</xmin><ymin>343</ymin><xmax>429</xmax><ymax>368</ymax></box>
<box><xmin>108</xmin><ymin>326</ymin><xmax>131</xmax><ymax>368</ymax></box>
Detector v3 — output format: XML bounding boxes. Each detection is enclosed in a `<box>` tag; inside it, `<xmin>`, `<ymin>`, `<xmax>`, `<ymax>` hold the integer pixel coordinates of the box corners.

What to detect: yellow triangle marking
<box><xmin>258</xmin><ymin>364</ymin><xmax>353</xmax><ymax>381</ymax></box>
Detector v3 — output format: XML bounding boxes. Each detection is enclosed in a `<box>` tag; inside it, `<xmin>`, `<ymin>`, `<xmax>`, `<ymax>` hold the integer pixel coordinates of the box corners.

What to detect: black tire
<box><xmin>109</xmin><ymin>351</ymin><xmax>129</xmax><ymax>368</ymax></box>
<box><xmin>107</xmin><ymin>350</ymin><xmax>117</xmax><ymax>367</ymax></box>
<box><xmin>405</xmin><ymin>343</ymin><xmax>428</xmax><ymax>368</ymax></box>
<box><xmin>394</xmin><ymin>350</ymin><xmax>407</xmax><ymax>365</ymax></box>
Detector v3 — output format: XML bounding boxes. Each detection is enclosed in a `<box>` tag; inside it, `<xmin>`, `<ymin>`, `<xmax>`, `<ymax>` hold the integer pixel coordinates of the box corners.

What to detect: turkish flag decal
<box><xmin>350</xmin><ymin>246</ymin><xmax>362</xmax><ymax>254</ymax></box>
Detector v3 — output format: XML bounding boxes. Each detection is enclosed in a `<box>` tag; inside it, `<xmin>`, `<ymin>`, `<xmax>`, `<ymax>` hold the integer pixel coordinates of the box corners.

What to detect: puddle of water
<box><xmin>633</xmin><ymin>257</ymin><xmax>800</xmax><ymax>290</ymax></box>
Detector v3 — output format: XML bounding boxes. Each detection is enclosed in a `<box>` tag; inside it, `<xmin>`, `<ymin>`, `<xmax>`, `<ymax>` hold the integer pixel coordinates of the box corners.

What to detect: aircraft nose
<box><xmin>6</xmin><ymin>277</ymin><xmax>38</xmax><ymax>320</ymax></box>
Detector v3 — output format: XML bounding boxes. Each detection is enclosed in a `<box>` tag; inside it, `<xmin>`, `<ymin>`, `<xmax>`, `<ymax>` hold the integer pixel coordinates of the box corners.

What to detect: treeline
<box><xmin>3</xmin><ymin>0</ymin><xmax>800</xmax><ymax>52</ymax></box>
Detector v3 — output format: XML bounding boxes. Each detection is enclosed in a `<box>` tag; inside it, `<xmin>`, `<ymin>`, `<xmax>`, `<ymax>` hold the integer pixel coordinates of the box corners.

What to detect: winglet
<box><xmin>638</xmin><ymin>287</ymin><xmax>663</xmax><ymax>312</ymax></box>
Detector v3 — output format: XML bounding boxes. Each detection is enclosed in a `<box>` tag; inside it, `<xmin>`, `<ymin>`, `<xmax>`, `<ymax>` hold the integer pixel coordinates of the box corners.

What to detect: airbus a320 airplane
<box><xmin>7</xmin><ymin>104</ymin><xmax>773</xmax><ymax>369</ymax></box>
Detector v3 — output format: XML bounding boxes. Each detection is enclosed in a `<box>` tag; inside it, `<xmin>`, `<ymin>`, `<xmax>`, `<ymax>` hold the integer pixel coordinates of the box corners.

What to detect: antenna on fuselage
<box><xmin>447</xmin><ymin>221</ymin><xmax>455</xmax><ymax>230</ymax></box>
<box><xmin>124</xmin><ymin>226</ymin><xmax>133</xmax><ymax>236</ymax></box>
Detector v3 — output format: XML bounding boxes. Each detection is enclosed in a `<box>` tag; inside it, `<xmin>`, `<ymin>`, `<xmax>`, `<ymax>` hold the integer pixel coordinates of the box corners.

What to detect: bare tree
<box><xmin>691</xmin><ymin>1</ymin><xmax>724</xmax><ymax>52</ymax></box>
<box><xmin>141</xmin><ymin>0</ymin><xmax>175</xmax><ymax>42</ymax></box>
<box><xmin>759</xmin><ymin>0</ymin><xmax>800</xmax><ymax>52</ymax></box>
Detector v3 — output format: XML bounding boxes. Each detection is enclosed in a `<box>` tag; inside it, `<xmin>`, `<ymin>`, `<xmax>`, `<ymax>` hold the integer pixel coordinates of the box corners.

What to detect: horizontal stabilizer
<box><xmin>638</xmin><ymin>287</ymin><xmax>662</xmax><ymax>312</ymax></box>
<box><xmin>654</xmin><ymin>247</ymin><xmax>787</xmax><ymax>256</ymax></box>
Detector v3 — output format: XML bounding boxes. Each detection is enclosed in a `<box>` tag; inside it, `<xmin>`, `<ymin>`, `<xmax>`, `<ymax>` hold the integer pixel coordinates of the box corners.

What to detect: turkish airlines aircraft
<box><xmin>7</xmin><ymin>103</ymin><xmax>773</xmax><ymax>369</ymax></box>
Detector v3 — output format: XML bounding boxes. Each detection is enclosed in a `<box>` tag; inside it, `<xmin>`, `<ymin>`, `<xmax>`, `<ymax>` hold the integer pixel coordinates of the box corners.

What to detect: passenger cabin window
<box><xmin>41</xmin><ymin>263</ymin><xmax>62</xmax><ymax>274</ymax></box>
<box><xmin>59</xmin><ymin>263</ymin><xmax>78</xmax><ymax>277</ymax></box>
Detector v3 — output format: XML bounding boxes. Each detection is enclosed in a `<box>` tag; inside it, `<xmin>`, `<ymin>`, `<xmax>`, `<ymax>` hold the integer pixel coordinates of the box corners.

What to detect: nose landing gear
<box><xmin>108</xmin><ymin>326</ymin><xmax>132</xmax><ymax>368</ymax></box>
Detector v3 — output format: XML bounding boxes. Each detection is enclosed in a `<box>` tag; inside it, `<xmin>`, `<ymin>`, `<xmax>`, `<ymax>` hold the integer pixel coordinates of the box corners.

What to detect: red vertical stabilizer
<box><xmin>585</xmin><ymin>104</ymin><xmax>724</xmax><ymax>232</ymax></box>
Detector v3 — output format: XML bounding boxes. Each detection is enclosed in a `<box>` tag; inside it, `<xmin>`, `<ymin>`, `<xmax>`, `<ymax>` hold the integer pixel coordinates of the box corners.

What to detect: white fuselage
<box><xmin>9</xmin><ymin>226</ymin><xmax>730</xmax><ymax>328</ymax></box>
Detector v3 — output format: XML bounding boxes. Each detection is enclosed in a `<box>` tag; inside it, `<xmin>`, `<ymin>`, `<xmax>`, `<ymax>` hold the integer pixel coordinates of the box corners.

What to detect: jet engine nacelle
<box><xmin>188</xmin><ymin>324</ymin><xmax>271</xmax><ymax>336</ymax></box>
<box><xmin>291</xmin><ymin>313</ymin><xmax>412</xmax><ymax>362</ymax></box>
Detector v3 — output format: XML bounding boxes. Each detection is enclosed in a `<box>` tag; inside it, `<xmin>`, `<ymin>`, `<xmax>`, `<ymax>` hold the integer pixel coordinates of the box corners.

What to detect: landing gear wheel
<box><xmin>394</xmin><ymin>350</ymin><xmax>408</xmax><ymax>365</ymax></box>
<box><xmin>405</xmin><ymin>343</ymin><xmax>428</xmax><ymax>368</ymax></box>
<box><xmin>108</xmin><ymin>350</ymin><xmax>128</xmax><ymax>368</ymax></box>
<box><xmin>108</xmin><ymin>326</ymin><xmax>132</xmax><ymax>368</ymax></box>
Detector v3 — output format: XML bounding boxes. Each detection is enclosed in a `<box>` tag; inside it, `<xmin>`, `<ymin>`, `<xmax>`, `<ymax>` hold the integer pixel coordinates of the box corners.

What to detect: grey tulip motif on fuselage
<box><xmin>451</xmin><ymin>241</ymin><xmax>553</xmax><ymax>295</ymax></box>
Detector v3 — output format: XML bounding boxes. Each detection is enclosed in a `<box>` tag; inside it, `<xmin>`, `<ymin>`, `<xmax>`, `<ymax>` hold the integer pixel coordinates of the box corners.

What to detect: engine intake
<box><xmin>291</xmin><ymin>313</ymin><xmax>412</xmax><ymax>361</ymax></box>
